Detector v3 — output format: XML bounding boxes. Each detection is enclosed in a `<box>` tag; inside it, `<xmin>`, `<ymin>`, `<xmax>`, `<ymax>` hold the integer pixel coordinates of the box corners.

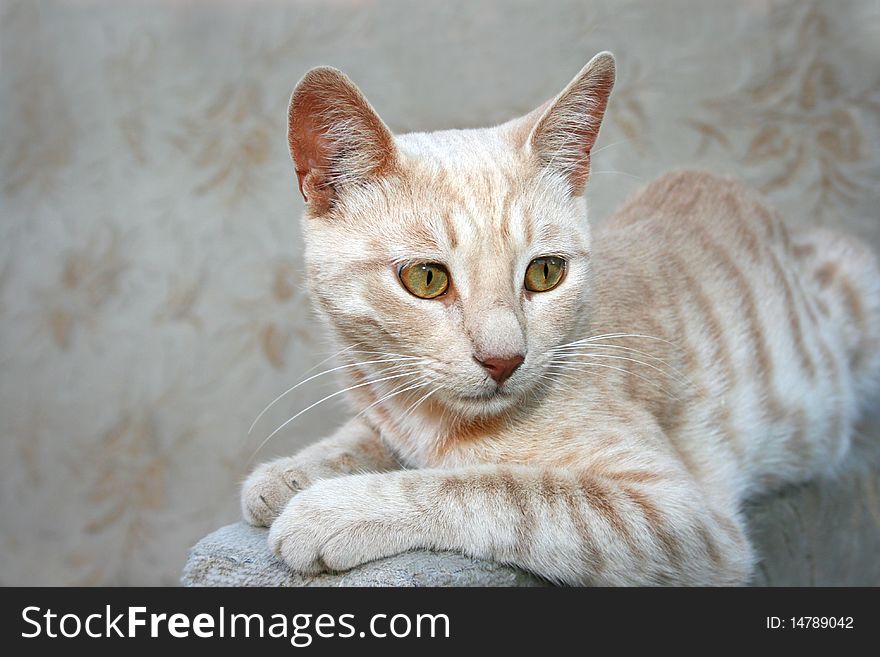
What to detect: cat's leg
<box><xmin>268</xmin><ymin>461</ymin><xmax>754</xmax><ymax>585</ymax></box>
<box><xmin>241</xmin><ymin>417</ymin><xmax>399</xmax><ymax>527</ymax></box>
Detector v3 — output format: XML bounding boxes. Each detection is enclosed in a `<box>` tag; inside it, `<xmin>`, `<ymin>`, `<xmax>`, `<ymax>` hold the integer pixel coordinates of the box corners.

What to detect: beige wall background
<box><xmin>1</xmin><ymin>0</ymin><xmax>878</xmax><ymax>585</ymax></box>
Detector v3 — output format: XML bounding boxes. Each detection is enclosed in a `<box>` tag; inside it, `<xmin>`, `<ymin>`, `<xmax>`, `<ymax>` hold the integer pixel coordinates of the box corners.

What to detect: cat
<box><xmin>241</xmin><ymin>52</ymin><xmax>880</xmax><ymax>585</ymax></box>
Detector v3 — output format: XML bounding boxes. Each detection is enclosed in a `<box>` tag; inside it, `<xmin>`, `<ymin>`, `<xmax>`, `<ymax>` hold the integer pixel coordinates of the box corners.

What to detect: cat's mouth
<box><xmin>460</xmin><ymin>389</ymin><xmax>511</xmax><ymax>400</ymax></box>
<box><xmin>446</xmin><ymin>385</ymin><xmax>524</xmax><ymax>419</ymax></box>
<box><xmin>457</xmin><ymin>384</ymin><xmax>519</xmax><ymax>404</ymax></box>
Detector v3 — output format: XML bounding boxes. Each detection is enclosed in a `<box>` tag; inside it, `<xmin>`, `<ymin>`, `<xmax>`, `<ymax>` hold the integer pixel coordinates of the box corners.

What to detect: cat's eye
<box><xmin>399</xmin><ymin>262</ymin><xmax>450</xmax><ymax>299</ymax></box>
<box><xmin>524</xmin><ymin>256</ymin><xmax>566</xmax><ymax>292</ymax></box>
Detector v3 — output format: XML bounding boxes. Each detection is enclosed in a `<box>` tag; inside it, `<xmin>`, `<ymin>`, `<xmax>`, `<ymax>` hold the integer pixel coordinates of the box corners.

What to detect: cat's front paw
<box><xmin>241</xmin><ymin>456</ymin><xmax>329</xmax><ymax>527</ymax></box>
<box><xmin>268</xmin><ymin>474</ymin><xmax>416</xmax><ymax>574</ymax></box>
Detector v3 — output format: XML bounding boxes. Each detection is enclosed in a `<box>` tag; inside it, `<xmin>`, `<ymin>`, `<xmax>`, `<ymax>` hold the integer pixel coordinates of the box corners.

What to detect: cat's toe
<box><xmin>240</xmin><ymin>459</ymin><xmax>305</xmax><ymax>527</ymax></box>
<box><xmin>268</xmin><ymin>501</ymin><xmax>330</xmax><ymax>575</ymax></box>
<box><xmin>267</xmin><ymin>477</ymin><xmax>402</xmax><ymax>575</ymax></box>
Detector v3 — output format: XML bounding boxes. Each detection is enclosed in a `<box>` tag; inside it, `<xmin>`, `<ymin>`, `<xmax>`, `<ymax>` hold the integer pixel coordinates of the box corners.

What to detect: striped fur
<box><xmin>242</xmin><ymin>53</ymin><xmax>880</xmax><ymax>585</ymax></box>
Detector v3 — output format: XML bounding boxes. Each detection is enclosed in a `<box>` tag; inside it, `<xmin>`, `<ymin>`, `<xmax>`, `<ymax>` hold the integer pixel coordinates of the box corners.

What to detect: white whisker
<box><xmin>590</xmin><ymin>170</ymin><xmax>644</xmax><ymax>182</ymax></box>
<box><xmin>554</xmin><ymin>342</ymin><xmax>689</xmax><ymax>380</ymax></box>
<box><xmin>552</xmin><ymin>332</ymin><xmax>678</xmax><ymax>350</ymax></box>
<box><xmin>536</xmin><ymin>370</ymin><xmax>581</xmax><ymax>393</ymax></box>
<box><xmin>249</xmin><ymin>370</ymin><xmax>421</xmax><ymax>462</ymax></box>
<box><xmin>549</xmin><ymin>359</ymin><xmax>681</xmax><ymax>400</ymax></box>
<box><xmin>248</xmin><ymin>356</ymin><xmax>427</xmax><ymax>435</ymax></box>
<box><xmin>590</xmin><ymin>139</ymin><xmax>629</xmax><ymax>157</ymax></box>
<box><xmin>354</xmin><ymin>376</ymin><xmax>432</xmax><ymax>421</ymax></box>
<box><xmin>551</xmin><ymin>350</ymin><xmax>690</xmax><ymax>386</ymax></box>
<box><xmin>400</xmin><ymin>385</ymin><xmax>443</xmax><ymax>423</ymax></box>
<box><xmin>304</xmin><ymin>342</ymin><xmax>364</xmax><ymax>374</ymax></box>
<box><xmin>343</xmin><ymin>350</ymin><xmax>423</xmax><ymax>360</ymax></box>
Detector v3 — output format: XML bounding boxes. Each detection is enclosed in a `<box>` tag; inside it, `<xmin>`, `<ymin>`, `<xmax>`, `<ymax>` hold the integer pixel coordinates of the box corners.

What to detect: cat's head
<box><xmin>288</xmin><ymin>53</ymin><xmax>615</xmax><ymax>419</ymax></box>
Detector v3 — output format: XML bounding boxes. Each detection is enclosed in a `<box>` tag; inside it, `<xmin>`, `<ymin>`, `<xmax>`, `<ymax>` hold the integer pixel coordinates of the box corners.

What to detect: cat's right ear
<box><xmin>288</xmin><ymin>67</ymin><xmax>398</xmax><ymax>215</ymax></box>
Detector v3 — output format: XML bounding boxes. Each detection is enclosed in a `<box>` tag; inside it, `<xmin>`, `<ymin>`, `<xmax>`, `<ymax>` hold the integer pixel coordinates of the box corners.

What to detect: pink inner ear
<box><xmin>295</xmin><ymin>147</ymin><xmax>334</xmax><ymax>205</ymax></box>
<box><xmin>288</xmin><ymin>68</ymin><xmax>397</xmax><ymax>215</ymax></box>
<box><xmin>290</xmin><ymin>105</ymin><xmax>338</xmax><ymax>209</ymax></box>
<box><xmin>533</xmin><ymin>87</ymin><xmax>609</xmax><ymax>191</ymax></box>
<box><xmin>295</xmin><ymin>169</ymin><xmax>308</xmax><ymax>200</ymax></box>
<box><xmin>527</xmin><ymin>56</ymin><xmax>615</xmax><ymax>195</ymax></box>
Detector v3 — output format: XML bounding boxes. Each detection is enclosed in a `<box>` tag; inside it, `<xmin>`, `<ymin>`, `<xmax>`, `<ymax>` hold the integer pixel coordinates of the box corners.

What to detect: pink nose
<box><xmin>475</xmin><ymin>354</ymin><xmax>525</xmax><ymax>384</ymax></box>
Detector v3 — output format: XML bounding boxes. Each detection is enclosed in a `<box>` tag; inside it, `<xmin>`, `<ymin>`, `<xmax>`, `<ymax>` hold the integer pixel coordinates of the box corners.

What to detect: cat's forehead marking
<box><xmin>394</xmin><ymin>127</ymin><xmax>542</xmax><ymax>252</ymax></box>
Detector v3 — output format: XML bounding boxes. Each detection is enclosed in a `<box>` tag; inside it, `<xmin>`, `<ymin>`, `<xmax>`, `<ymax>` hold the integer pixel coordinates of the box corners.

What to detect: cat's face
<box><xmin>289</xmin><ymin>54</ymin><xmax>615</xmax><ymax>419</ymax></box>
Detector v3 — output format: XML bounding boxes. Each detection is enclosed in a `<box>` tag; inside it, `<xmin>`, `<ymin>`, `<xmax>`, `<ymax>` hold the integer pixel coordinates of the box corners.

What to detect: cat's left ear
<box><xmin>522</xmin><ymin>52</ymin><xmax>616</xmax><ymax>195</ymax></box>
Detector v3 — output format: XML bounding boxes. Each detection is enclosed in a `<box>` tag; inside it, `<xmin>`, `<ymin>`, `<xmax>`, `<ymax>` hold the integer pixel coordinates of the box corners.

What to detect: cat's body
<box><xmin>242</xmin><ymin>54</ymin><xmax>880</xmax><ymax>585</ymax></box>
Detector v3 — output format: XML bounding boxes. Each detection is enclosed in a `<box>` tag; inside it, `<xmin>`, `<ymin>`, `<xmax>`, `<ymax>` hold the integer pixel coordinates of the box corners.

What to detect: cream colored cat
<box><xmin>241</xmin><ymin>52</ymin><xmax>880</xmax><ymax>585</ymax></box>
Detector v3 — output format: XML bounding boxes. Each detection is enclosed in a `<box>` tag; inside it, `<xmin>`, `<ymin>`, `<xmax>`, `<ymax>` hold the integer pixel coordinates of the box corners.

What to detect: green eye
<box><xmin>524</xmin><ymin>256</ymin><xmax>566</xmax><ymax>292</ymax></box>
<box><xmin>399</xmin><ymin>262</ymin><xmax>450</xmax><ymax>299</ymax></box>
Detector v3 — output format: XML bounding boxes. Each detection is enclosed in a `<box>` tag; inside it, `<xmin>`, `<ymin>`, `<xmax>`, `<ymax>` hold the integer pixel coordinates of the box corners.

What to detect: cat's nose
<box><xmin>475</xmin><ymin>354</ymin><xmax>525</xmax><ymax>384</ymax></box>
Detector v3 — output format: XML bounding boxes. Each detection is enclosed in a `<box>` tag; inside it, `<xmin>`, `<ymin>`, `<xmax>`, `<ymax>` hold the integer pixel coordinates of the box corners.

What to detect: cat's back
<box><xmin>589</xmin><ymin>169</ymin><xmax>880</xmax><ymax>492</ymax></box>
<box><xmin>603</xmin><ymin>169</ymin><xmax>774</xmax><ymax>243</ymax></box>
<box><xmin>596</xmin><ymin>169</ymin><xmax>880</xmax><ymax>376</ymax></box>
<box><xmin>590</xmin><ymin>170</ymin><xmax>794</xmax><ymax>344</ymax></box>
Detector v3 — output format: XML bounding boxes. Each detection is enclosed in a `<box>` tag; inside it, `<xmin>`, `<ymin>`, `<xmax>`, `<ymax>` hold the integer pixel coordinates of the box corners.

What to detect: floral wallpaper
<box><xmin>1</xmin><ymin>0</ymin><xmax>878</xmax><ymax>585</ymax></box>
